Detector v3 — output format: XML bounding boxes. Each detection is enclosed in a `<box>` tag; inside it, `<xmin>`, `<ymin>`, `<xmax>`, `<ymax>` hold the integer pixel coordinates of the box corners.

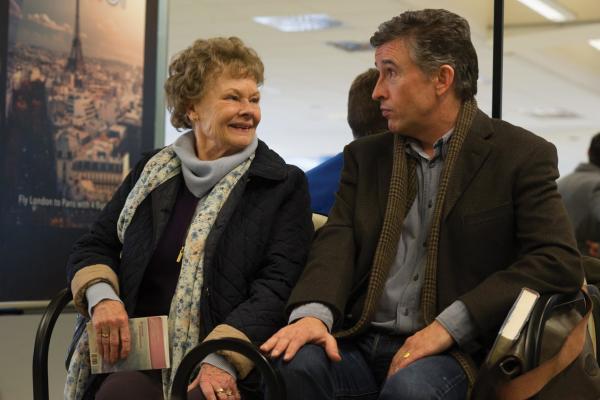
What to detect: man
<box><xmin>261</xmin><ymin>9</ymin><xmax>583</xmax><ymax>400</ymax></box>
<box><xmin>558</xmin><ymin>132</ymin><xmax>600</xmax><ymax>257</ymax></box>
<box><xmin>306</xmin><ymin>68</ymin><xmax>388</xmax><ymax>215</ymax></box>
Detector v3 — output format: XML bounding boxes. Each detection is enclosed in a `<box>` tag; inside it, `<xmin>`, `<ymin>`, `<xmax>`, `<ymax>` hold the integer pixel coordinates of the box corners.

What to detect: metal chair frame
<box><xmin>32</xmin><ymin>288</ymin><xmax>285</xmax><ymax>400</ymax></box>
<box><xmin>171</xmin><ymin>338</ymin><xmax>285</xmax><ymax>400</ymax></box>
<box><xmin>32</xmin><ymin>288</ymin><xmax>73</xmax><ymax>400</ymax></box>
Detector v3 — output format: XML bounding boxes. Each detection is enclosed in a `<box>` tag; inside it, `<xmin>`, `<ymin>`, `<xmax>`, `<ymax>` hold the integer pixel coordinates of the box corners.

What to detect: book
<box><xmin>87</xmin><ymin>315</ymin><xmax>170</xmax><ymax>374</ymax></box>
<box><xmin>486</xmin><ymin>287</ymin><xmax>540</xmax><ymax>367</ymax></box>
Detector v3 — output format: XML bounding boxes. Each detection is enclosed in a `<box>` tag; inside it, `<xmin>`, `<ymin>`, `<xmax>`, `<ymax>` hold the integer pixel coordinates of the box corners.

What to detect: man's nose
<box><xmin>372</xmin><ymin>79</ymin><xmax>385</xmax><ymax>101</ymax></box>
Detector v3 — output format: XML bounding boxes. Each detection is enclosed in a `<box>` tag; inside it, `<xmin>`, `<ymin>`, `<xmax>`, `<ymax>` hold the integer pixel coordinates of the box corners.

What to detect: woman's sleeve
<box><xmin>66</xmin><ymin>154</ymin><xmax>151</xmax><ymax>315</ymax></box>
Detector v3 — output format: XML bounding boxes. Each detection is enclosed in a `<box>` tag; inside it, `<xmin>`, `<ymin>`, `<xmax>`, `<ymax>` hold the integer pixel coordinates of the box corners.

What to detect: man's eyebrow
<box><xmin>381</xmin><ymin>59</ymin><xmax>397</xmax><ymax>67</ymax></box>
<box><xmin>375</xmin><ymin>59</ymin><xmax>397</xmax><ymax>68</ymax></box>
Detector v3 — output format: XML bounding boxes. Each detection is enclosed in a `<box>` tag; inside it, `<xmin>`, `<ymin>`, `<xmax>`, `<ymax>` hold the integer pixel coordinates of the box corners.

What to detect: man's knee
<box><xmin>274</xmin><ymin>344</ymin><xmax>329</xmax><ymax>379</ymax></box>
<box><xmin>379</xmin><ymin>372</ymin><xmax>439</xmax><ymax>400</ymax></box>
<box><xmin>378</xmin><ymin>357</ymin><xmax>467</xmax><ymax>400</ymax></box>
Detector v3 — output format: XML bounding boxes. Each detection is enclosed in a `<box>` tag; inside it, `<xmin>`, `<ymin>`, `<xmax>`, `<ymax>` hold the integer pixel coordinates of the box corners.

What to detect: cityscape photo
<box><xmin>3</xmin><ymin>0</ymin><xmax>147</xmax><ymax>228</ymax></box>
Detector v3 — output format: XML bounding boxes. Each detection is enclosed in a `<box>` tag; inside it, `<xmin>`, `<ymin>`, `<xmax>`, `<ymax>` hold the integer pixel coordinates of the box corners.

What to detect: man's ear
<box><xmin>434</xmin><ymin>65</ymin><xmax>455</xmax><ymax>96</ymax></box>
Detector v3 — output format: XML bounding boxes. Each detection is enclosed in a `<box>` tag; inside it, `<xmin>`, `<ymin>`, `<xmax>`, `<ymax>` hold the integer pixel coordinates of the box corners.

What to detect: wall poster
<box><xmin>0</xmin><ymin>0</ymin><xmax>159</xmax><ymax>303</ymax></box>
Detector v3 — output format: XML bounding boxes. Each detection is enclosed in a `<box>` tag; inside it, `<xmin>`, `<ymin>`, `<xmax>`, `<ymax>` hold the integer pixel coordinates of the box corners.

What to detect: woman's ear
<box><xmin>187</xmin><ymin>107</ymin><xmax>198</xmax><ymax>123</ymax></box>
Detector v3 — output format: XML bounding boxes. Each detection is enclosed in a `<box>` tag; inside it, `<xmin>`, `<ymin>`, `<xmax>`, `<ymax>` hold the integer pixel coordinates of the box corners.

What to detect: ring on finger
<box><xmin>215</xmin><ymin>388</ymin><xmax>225</xmax><ymax>394</ymax></box>
<box><xmin>101</xmin><ymin>332</ymin><xmax>109</xmax><ymax>339</ymax></box>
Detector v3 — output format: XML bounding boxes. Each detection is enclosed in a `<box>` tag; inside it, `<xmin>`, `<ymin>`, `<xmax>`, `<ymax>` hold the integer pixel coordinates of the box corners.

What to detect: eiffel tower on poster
<box><xmin>65</xmin><ymin>0</ymin><xmax>85</xmax><ymax>74</ymax></box>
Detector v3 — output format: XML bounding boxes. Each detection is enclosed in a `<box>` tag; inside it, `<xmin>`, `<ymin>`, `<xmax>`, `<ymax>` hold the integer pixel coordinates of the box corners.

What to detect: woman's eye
<box><xmin>226</xmin><ymin>95</ymin><xmax>239</xmax><ymax>101</ymax></box>
<box><xmin>251</xmin><ymin>97</ymin><xmax>260</xmax><ymax>104</ymax></box>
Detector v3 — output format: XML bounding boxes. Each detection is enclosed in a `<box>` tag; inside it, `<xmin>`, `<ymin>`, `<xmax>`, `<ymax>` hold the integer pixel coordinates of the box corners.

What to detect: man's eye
<box><xmin>250</xmin><ymin>97</ymin><xmax>260</xmax><ymax>104</ymax></box>
<box><xmin>226</xmin><ymin>95</ymin><xmax>239</xmax><ymax>101</ymax></box>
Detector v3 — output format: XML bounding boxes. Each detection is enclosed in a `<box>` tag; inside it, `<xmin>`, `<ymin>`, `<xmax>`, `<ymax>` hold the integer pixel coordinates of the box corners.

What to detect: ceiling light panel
<box><xmin>516</xmin><ymin>0</ymin><xmax>575</xmax><ymax>22</ymax></box>
<box><xmin>520</xmin><ymin>107</ymin><xmax>580</xmax><ymax>119</ymax></box>
<box><xmin>326</xmin><ymin>41</ymin><xmax>372</xmax><ymax>52</ymax></box>
<box><xmin>253</xmin><ymin>14</ymin><xmax>341</xmax><ymax>32</ymax></box>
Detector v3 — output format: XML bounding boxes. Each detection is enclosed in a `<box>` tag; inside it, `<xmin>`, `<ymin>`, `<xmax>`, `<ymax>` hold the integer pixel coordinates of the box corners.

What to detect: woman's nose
<box><xmin>238</xmin><ymin>100</ymin><xmax>257</xmax><ymax>116</ymax></box>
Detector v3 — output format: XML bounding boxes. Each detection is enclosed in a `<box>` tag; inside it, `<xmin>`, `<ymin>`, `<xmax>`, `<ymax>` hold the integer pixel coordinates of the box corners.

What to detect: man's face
<box><xmin>372</xmin><ymin>38</ymin><xmax>438</xmax><ymax>136</ymax></box>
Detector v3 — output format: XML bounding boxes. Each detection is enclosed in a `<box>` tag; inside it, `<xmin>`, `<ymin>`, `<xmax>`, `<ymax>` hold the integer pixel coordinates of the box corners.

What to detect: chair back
<box><xmin>32</xmin><ymin>288</ymin><xmax>73</xmax><ymax>400</ymax></box>
<box><xmin>171</xmin><ymin>338</ymin><xmax>285</xmax><ymax>400</ymax></box>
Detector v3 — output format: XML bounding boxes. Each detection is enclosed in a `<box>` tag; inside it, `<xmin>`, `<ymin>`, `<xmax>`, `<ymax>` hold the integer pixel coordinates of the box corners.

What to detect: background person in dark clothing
<box><xmin>306</xmin><ymin>68</ymin><xmax>388</xmax><ymax>215</ymax></box>
<box><xmin>558</xmin><ymin>132</ymin><xmax>600</xmax><ymax>257</ymax></box>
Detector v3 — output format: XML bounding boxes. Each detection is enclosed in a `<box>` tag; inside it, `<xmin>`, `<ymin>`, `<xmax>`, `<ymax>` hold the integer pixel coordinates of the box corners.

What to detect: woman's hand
<box><xmin>91</xmin><ymin>299</ymin><xmax>130</xmax><ymax>364</ymax></box>
<box><xmin>188</xmin><ymin>363</ymin><xmax>240</xmax><ymax>400</ymax></box>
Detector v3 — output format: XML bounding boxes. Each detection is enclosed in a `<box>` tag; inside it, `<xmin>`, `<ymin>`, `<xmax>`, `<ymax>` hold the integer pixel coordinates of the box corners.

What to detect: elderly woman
<box><xmin>64</xmin><ymin>37</ymin><xmax>313</xmax><ymax>400</ymax></box>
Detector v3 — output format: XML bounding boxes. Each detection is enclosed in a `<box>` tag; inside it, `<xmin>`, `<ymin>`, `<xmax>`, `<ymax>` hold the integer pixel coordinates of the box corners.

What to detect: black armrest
<box><xmin>171</xmin><ymin>338</ymin><xmax>285</xmax><ymax>400</ymax></box>
<box><xmin>32</xmin><ymin>288</ymin><xmax>73</xmax><ymax>400</ymax></box>
<box><xmin>521</xmin><ymin>291</ymin><xmax>586</xmax><ymax>372</ymax></box>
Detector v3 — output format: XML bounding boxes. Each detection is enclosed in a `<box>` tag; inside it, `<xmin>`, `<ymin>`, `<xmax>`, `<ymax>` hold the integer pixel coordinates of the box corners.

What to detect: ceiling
<box><xmin>165</xmin><ymin>0</ymin><xmax>600</xmax><ymax>173</ymax></box>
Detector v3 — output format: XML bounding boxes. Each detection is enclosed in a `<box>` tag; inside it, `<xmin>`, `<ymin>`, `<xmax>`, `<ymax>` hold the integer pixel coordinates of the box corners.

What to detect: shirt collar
<box><xmin>405</xmin><ymin>128</ymin><xmax>454</xmax><ymax>161</ymax></box>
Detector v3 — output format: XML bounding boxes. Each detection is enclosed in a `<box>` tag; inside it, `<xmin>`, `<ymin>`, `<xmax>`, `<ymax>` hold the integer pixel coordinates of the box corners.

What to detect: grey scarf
<box><xmin>172</xmin><ymin>131</ymin><xmax>258</xmax><ymax>198</ymax></box>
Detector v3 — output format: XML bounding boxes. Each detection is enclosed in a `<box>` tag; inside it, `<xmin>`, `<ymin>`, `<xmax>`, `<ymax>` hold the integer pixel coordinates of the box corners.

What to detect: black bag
<box><xmin>472</xmin><ymin>286</ymin><xmax>600</xmax><ymax>400</ymax></box>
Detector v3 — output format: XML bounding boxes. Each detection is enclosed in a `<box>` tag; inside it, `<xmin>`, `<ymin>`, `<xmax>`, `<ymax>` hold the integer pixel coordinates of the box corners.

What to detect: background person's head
<box><xmin>370</xmin><ymin>9</ymin><xmax>478</xmax><ymax>103</ymax></box>
<box><xmin>588</xmin><ymin>132</ymin><xmax>600</xmax><ymax>167</ymax></box>
<box><xmin>347</xmin><ymin>68</ymin><xmax>389</xmax><ymax>140</ymax></box>
<box><xmin>164</xmin><ymin>37</ymin><xmax>264</xmax><ymax>159</ymax></box>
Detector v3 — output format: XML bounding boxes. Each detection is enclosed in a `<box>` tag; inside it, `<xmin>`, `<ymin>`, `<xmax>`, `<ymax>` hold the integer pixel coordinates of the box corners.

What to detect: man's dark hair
<box><xmin>589</xmin><ymin>132</ymin><xmax>600</xmax><ymax>167</ymax></box>
<box><xmin>347</xmin><ymin>68</ymin><xmax>389</xmax><ymax>139</ymax></box>
<box><xmin>370</xmin><ymin>9</ymin><xmax>478</xmax><ymax>102</ymax></box>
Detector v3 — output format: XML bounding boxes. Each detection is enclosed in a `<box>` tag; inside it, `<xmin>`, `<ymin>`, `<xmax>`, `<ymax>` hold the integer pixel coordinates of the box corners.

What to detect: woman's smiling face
<box><xmin>189</xmin><ymin>74</ymin><xmax>261</xmax><ymax>160</ymax></box>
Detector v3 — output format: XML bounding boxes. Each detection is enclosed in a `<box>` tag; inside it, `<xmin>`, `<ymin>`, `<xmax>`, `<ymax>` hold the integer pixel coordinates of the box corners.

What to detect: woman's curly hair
<box><xmin>164</xmin><ymin>37</ymin><xmax>264</xmax><ymax>130</ymax></box>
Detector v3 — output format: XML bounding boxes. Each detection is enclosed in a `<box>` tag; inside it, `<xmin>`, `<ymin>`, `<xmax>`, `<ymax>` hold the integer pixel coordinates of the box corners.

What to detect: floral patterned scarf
<box><xmin>65</xmin><ymin>145</ymin><xmax>253</xmax><ymax>399</ymax></box>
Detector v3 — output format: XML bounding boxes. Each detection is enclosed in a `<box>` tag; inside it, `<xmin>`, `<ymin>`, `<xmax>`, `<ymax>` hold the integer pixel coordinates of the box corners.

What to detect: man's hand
<box><xmin>91</xmin><ymin>299</ymin><xmax>130</xmax><ymax>364</ymax></box>
<box><xmin>260</xmin><ymin>317</ymin><xmax>341</xmax><ymax>362</ymax></box>
<box><xmin>387</xmin><ymin>321</ymin><xmax>454</xmax><ymax>377</ymax></box>
<box><xmin>189</xmin><ymin>363</ymin><xmax>240</xmax><ymax>400</ymax></box>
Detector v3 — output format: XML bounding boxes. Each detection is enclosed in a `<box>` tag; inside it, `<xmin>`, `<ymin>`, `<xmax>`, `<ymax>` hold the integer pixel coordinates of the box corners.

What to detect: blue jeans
<box><xmin>275</xmin><ymin>331</ymin><xmax>467</xmax><ymax>400</ymax></box>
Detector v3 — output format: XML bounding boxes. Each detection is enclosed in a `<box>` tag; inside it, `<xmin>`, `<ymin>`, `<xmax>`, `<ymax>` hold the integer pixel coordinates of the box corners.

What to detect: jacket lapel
<box><xmin>150</xmin><ymin>174</ymin><xmax>182</xmax><ymax>248</ymax></box>
<box><xmin>442</xmin><ymin>111</ymin><xmax>493</xmax><ymax>220</ymax></box>
<box><xmin>377</xmin><ymin>133</ymin><xmax>394</xmax><ymax>219</ymax></box>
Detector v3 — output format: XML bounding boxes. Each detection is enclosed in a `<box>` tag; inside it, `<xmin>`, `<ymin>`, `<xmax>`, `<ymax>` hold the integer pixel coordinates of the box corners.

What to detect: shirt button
<box><xmin>422</xmin><ymin>241</ymin><xmax>427</xmax><ymax>248</ymax></box>
<box><xmin>428</xmin><ymin>200</ymin><xmax>433</xmax><ymax>208</ymax></box>
<box><xmin>403</xmin><ymin>308</ymin><xmax>409</xmax><ymax>316</ymax></box>
<box><xmin>429</xmin><ymin>161</ymin><xmax>436</xmax><ymax>168</ymax></box>
<box><xmin>413</xmin><ymin>274</ymin><xmax>419</xmax><ymax>281</ymax></box>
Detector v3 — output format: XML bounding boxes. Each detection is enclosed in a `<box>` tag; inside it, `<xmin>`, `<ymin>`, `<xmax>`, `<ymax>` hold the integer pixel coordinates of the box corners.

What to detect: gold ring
<box><xmin>215</xmin><ymin>388</ymin><xmax>225</xmax><ymax>393</ymax></box>
<box><xmin>101</xmin><ymin>333</ymin><xmax>109</xmax><ymax>338</ymax></box>
<box><xmin>225</xmin><ymin>390</ymin><xmax>233</xmax><ymax>396</ymax></box>
<box><xmin>403</xmin><ymin>351</ymin><xmax>410</xmax><ymax>359</ymax></box>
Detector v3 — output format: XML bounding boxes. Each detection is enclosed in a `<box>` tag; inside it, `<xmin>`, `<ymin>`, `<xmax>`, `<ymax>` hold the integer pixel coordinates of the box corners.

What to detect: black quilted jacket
<box><xmin>66</xmin><ymin>140</ymin><xmax>313</xmax><ymax>344</ymax></box>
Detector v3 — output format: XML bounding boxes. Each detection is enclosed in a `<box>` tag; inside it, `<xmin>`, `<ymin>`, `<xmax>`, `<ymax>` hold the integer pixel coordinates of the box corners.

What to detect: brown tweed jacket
<box><xmin>287</xmin><ymin>109</ymin><xmax>583</xmax><ymax>377</ymax></box>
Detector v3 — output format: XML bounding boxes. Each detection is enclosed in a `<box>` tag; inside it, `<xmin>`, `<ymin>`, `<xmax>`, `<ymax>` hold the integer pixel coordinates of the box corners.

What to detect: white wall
<box><xmin>0</xmin><ymin>312</ymin><xmax>76</xmax><ymax>400</ymax></box>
